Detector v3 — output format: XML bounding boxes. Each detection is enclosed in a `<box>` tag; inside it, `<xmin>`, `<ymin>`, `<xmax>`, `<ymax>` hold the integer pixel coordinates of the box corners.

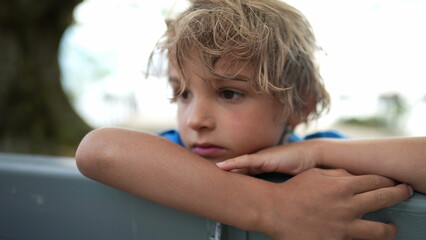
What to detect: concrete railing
<box><xmin>1</xmin><ymin>153</ymin><xmax>425</xmax><ymax>240</ymax></box>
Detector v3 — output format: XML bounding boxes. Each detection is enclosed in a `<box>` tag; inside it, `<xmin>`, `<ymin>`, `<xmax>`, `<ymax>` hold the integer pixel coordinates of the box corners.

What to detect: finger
<box><xmin>355</xmin><ymin>183</ymin><xmax>413</xmax><ymax>214</ymax></box>
<box><xmin>229</xmin><ymin>168</ymin><xmax>250</xmax><ymax>175</ymax></box>
<box><xmin>348</xmin><ymin>220</ymin><xmax>397</xmax><ymax>240</ymax></box>
<box><xmin>317</xmin><ymin>168</ymin><xmax>354</xmax><ymax>177</ymax></box>
<box><xmin>216</xmin><ymin>154</ymin><xmax>264</xmax><ymax>171</ymax></box>
<box><xmin>216</xmin><ymin>155</ymin><xmax>249</xmax><ymax>170</ymax></box>
<box><xmin>349</xmin><ymin>174</ymin><xmax>396</xmax><ymax>194</ymax></box>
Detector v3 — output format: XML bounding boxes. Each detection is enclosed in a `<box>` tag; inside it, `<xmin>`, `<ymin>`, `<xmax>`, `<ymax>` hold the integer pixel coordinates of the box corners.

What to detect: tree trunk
<box><xmin>0</xmin><ymin>0</ymin><xmax>91</xmax><ymax>156</ymax></box>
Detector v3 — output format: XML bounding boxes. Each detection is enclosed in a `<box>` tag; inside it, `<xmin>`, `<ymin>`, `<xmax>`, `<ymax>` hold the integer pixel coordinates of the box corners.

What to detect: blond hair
<box><xmin>152</xmin><ymin>0</ymin><xmax>329</xmax><ymax>123</ymax></box>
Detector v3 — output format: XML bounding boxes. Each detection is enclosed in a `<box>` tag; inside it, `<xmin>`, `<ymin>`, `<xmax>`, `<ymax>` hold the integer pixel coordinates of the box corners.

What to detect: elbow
<box><xmin>75</xmin><ymin>128</ymin><xmax>115</xmax><ymax>178</ymax></box>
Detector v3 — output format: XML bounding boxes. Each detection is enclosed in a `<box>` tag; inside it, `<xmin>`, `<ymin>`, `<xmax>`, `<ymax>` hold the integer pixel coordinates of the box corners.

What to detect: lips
<box><xmin>191</xmin><ymin>143</ymin><xmax>225</xmax><ymax>157</ymax></box>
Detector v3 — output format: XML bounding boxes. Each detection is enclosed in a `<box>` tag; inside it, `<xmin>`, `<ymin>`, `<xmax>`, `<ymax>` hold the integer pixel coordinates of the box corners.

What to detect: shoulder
<box><xmin>304</xmin><ymin>130</ymin><xmax>347</xmax><ymax>140</ymax></box>
<box><xmin>289</xmin><ymin>130</ymin><xmax>347</xmax><ymax>143</ymax></box>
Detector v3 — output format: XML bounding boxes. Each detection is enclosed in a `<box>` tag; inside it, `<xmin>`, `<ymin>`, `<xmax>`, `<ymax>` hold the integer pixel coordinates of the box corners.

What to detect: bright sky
<box><xmin>60</xmin><ymin>0</ymin><xmax>426</xmax><ymax>136</ymax></box>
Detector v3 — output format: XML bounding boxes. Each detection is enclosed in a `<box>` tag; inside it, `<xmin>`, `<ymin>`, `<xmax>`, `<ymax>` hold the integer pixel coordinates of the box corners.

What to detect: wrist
<box><xmin>306</xmin><ymin>139</ymin><xmax>329</xmax><ymax>168</ymax></box>
<box><xmin>219</xmin><ymin>175</ymin><xmax>282</xmax><ymax>235</ymax></box>
<box><xmin>250</xmin><ymin>182</ymin><xmax>293</xmax><ymax>239</ymax></box>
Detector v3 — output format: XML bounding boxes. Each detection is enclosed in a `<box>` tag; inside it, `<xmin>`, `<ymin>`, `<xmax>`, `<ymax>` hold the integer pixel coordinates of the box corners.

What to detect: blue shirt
<box><xmin>159</xmin><ymin>129</ymin><xmax>345</xmax><ymax>183</ymax></box>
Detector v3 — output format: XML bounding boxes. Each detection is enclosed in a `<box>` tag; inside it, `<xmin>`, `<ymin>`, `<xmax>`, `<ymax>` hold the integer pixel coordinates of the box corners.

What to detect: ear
<box><xmin>287</xmin><ymin>116</ymin><xmax>303</xmax><ymax>127</ymax></box>
<box><xmin>287</xmin><ymin>99</ymin><xmax>316</xmax><ymax>127</ymax></box>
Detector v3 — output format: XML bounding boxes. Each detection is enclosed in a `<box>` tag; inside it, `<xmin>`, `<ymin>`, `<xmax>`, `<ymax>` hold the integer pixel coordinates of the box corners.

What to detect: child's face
<box><xmin>169</xmin><ymin>55</ymin><xmax>288</xmax><ymax>163</ymax></box>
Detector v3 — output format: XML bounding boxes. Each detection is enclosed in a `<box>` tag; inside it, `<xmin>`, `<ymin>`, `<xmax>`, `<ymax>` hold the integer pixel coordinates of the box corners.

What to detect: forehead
<box><xmin>168</xmin><ymin>53</ymin><xmax>254</xmax><ymax>83</ymax></box>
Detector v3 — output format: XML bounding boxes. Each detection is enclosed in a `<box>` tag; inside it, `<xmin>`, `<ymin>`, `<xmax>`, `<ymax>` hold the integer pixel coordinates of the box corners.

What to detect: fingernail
<box><xmin>216</xmin><ymin>162</ymin><xmax>225</xmax><ymax>167</ymax></box>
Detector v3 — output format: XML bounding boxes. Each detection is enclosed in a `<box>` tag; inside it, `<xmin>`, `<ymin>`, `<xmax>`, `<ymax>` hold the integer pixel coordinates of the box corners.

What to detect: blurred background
<box><xmin>1</xmin><ymin>0</ymin><xmax>425</xmax><ymax>156</ymax></box>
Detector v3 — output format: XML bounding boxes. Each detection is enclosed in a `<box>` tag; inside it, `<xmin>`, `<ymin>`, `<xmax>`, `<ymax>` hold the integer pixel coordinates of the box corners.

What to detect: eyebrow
<box><xmin>168</xmin><ymin>76</ymin><xmax>180</xmax><ymax>84</ymax></box>
<box><xmin>168</xmin><ymin>74</ymin><xmax>249</xmax><ymax>83</ymax></box>
<box><xmin>214</xmin><ymin>74</ymin><xmax>250</xmax><ymax>82</ymax></box>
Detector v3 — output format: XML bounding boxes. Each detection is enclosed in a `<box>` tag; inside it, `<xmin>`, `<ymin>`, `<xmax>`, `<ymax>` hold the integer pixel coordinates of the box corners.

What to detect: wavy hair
<box><xmin>151</xmin><ymin>0</ymin><xmax>330</xmax><ymax>123</ymax></box>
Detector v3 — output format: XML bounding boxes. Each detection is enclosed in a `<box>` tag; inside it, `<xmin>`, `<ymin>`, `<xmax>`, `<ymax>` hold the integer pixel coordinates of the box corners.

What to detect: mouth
<box><xmin>191</xmin><ymin>143</ymin><xmax>225</xmax><ymax>157</ymax></box>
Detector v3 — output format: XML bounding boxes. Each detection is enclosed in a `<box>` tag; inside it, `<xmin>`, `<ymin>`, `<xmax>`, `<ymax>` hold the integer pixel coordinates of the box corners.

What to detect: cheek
<box><xmin>229</xmin><ymin>109</ymin><xmax>281</xmax><ymax>136</ymax></box>
<box><xmin>235</xmin><ymin>107</ymin><xmax>286</xmax><ymax>145</ymax></box>
<box><xmin>223</xmin><ymin>111</ymin><xmax>249</xmax><ymax>140</ymax></box>
<box><xmin>176</xmin><ymin>106</ymin><xmax>188</xmax><ymax>133</ymax></box>
<box><xmin>177</xmin><ymin>107</ymin><xmax>184</xmax><ymax>123</ymax></box>
<box><xmin>227</xmin><ymin>111</ymin><xmax>255</xmax><ymax>134</ymax></box>
<box><xmin>230</xmin><ymin>106</ymin><xmax>280</xmax><ymax>128</ymax></box>
<box><xmin>229</xmin><ymin>111</ymin><xmax>243</xmax><ymax>124</ymax></box>
<box><xmin>177</xmin><ymin>102</ymin><xmax>189</xmax><ymax>122</ymax></box>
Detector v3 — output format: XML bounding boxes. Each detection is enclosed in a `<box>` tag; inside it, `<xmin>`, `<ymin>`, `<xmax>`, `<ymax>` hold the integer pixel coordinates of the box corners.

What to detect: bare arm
<box><xmin>76</xmin><ymin>127</ymin><xmax>412</xmax><ymax>240</ymax></box>
<box><xmin>76</xmin><ymin>127</ymin><xmax>268</xmax><ymax>231</ymax></box>
<box><xmin>315</xmin><ymin>137</ymin><xmax>426</xmax><ymax>193</ymax></box>
<box><xmin>218</xmin><ymin>136</ymin><xmax>426</xmax><ymax>193</ymax></box>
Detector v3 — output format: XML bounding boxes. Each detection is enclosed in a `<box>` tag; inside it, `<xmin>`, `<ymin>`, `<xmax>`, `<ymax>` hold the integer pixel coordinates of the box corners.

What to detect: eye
<box><xmin>170</xmin><ymin>89</ymin><xmax>191</xmax><ymax>103</ymax></box>
<box><xmin>181</xmin><ymin>90</ymin><xmax>190</xmax><ymax>100</ymax></box>
<box><xmin>219</xmin><ymin>89</ymin><xmax>244</xmax><ymax>101</ymax></box>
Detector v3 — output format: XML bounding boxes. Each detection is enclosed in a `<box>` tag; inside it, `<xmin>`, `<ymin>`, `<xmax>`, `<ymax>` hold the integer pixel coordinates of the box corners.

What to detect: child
<box><xmin>76</xmin><ymin>0</ymin><xmax>415</xmax><ymax>239</ymax></box>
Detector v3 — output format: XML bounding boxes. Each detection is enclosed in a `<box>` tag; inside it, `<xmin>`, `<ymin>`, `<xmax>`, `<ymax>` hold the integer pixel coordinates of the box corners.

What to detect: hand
<box><xmin>257</xmin><ymin>168</ymin><xmax>413</xmax><ymax>240</ymax></box>
<box><xmin>217</xmin><ymin>141</ymin><xmax>318</xmax><ymax>175</ymax></box>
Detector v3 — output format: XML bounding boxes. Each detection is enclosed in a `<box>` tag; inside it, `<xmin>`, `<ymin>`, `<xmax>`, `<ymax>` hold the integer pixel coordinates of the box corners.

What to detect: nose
<box><xmin>185</xmin><ymin>98</ymin><xmax>216</xmax><ymax>131</ymax></box>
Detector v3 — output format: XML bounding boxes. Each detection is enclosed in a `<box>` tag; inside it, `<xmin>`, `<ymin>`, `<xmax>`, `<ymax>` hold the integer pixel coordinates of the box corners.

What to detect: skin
<box><xmin>217</xmin><ymin>137</ymin><xmax>426</xmax><ymax>193</ymax></box>
<box><xmin>76</xmin><ymin>128</ymin><xmax>411</xmax><ymax>240</ymax></box>
<box><xmin>75</xmin><ymin>54</ymin><xmax>413</xmax><ymax>239</ymax></box>
<box><xmin>170</xmin><ymin>55</ymin><xmax>287</xmax><ymax>163</ymax></box>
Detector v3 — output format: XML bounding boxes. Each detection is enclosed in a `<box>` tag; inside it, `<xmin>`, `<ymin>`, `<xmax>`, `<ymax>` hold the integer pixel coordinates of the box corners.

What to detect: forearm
<box><xmin>313</xmin><ymin>137</ymin><xmax>426</xmax><ymax>193</ymax></box>
<box><xmin>75</xmin><ymin>127</ymin><xmax>274</xmax><ymax>232</ymax></box>
<box><xmin>75</xmin><ymin>128</ymin><xmax>414</xmax><ymax>239</ymax></box>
